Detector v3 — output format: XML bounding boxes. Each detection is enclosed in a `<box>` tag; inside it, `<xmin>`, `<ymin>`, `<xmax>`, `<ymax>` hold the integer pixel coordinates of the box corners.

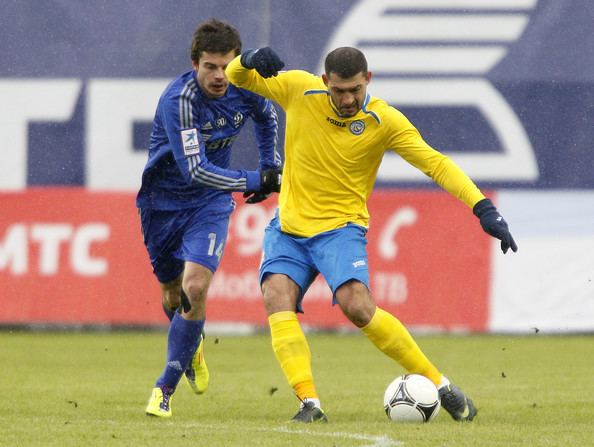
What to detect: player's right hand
<box><xmin>240</xmin><ymin>47</ymin><xmax>285</xmax><ymax>78</ymax></box>
<box><xmin>259</xmin><ymin>168</ymin><xmax>282</xmax><ymax>194</ymax></box>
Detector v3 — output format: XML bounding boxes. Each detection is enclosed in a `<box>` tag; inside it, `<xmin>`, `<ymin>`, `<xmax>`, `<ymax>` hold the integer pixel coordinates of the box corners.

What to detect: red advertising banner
<box><xmin>0</xmin><ymin>189</ymin><xmax>490</xmax><ymax>331</ymax></box>
<box><xmin>0</xmin><ymin>189</ymin><xmax>161</xmax><ymax>325</ymax></box>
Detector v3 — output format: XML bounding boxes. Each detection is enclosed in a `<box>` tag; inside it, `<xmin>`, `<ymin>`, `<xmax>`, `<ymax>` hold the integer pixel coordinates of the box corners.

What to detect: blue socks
<box><xmin>156</xmin><ymin>312</ymin><xmax>204</xmax><ymax>389</ymax></box>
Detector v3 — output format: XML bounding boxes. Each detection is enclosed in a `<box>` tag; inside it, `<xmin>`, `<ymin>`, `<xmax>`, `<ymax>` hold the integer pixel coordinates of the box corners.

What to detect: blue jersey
<box><xmin>136</xmin><ymin>70</ymin><xmax>280</xmax><ymax>210</ymax></box>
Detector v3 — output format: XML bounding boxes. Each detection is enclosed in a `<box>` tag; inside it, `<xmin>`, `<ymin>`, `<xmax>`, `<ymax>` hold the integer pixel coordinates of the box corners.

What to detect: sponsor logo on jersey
<box><xmin>233</xmin><ymin>112</ymin><xmax>244</xmax><ymax>128</ymax></box>
<box><xmin>205</xmin><ymin>135</ymin><xmax>238</xmax><ymax>151</ymax></box>
<box><xmin>352</xmin><ymin>260</ymin><xmax>366</xmax><ymax>268</ymax></box>
<box><xmin>326</xmin><ymin>116</ymin><xmax>346</xmax><ymax>127</ymax></box>
<box><xmin>349</xmin><ymin>120</ymin><xmax>365</xmax><ymax>135</ymax></box>
<box><xmin>201</xmin><ymin>122</ymin><xmax>213</xmax><ymax>130</ymax></box>
<box><xmin>181</xmin><ymin>128</ymin><xmax>200</xmax><ymax>156</ymax></box>
<box><xmin>215</xmin><ymin>116</ymin><xmax>227</xmax><ymax>128</ymax></box>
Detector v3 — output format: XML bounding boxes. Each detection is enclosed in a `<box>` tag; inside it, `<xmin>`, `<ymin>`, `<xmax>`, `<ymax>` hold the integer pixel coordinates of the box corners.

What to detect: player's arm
<box><xmin>160</xmin><ymin>95</ymin><xmax>278</xmax><ymax>194</ymax></box>
<box><xmin>394</xmin><ymin>129</ymin><xmax>485</xmax><ymax>208</ymax></box>
<box><xmin>225</xmin><ymin>49</ymin><xmax>290</xmax><ymax>109</ymax></box>
<box><xmin>386</xmin><ymin>109</ymin><xmax>517</xmax><ymax>253</ymax></box>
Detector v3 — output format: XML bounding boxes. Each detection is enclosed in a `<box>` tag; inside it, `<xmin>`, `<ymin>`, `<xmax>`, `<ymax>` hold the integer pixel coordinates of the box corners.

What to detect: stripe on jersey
<box><xmin>269</xmin><ymin>103</ymin><xmax>282</xmax><ymax>166</ymax></box>
<box><xmin>187</xmin><ymin>155</ymin><xmax>247</xmax><ymax>190</ymax></box>
<box><xmin>179</xmin><ymin>78</ymin><xmax>198</xmax><ymax>128</ymax></box>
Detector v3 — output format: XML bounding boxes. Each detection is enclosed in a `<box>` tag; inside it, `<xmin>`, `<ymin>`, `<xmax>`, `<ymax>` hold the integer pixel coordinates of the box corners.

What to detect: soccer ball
<box><xmin>383</xmin><ymin>374</ymin><xmax>441</xmax><ymax>423</ymax></box>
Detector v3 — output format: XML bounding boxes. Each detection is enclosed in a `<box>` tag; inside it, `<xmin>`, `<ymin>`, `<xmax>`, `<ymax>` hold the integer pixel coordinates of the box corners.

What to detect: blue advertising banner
<box><xmin>1</xmin><ymin>0</ymin><xmax>592</xmax><ymax>190</ymax></box>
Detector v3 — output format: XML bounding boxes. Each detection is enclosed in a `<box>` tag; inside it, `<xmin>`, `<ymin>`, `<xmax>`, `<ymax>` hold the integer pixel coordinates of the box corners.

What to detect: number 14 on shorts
<box><xmin>207</xmin><ymin>232</ymin><xmax>224</xmax><ymax>261</ymax></box>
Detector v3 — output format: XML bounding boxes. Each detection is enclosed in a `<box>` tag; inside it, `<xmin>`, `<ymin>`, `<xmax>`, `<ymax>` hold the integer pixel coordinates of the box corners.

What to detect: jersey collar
<box><xmin>303</xmin><ymin>90</ymin><xmax>382</xmax><ymax>124</ymax></box>
<box><xmin>361</xmin><ymin>94</ymin><xmax>380</xmax><ymax>124</ymax></box>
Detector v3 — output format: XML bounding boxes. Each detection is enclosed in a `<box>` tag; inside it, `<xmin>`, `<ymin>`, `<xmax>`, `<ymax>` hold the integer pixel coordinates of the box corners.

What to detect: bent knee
<box><xmin>336</xmin><ymin>281</ymin><xmax>376</xmax><ymax>327</ymax></box>
<box><xmin>342</xmin><ymin>300</ymin><xmax>375</xmax><ymax>327</ymax></box>
<box><xmin>182</xmin><ymin>277</ymin><xmax>210</xmax><ymax>302</ymax></box>
<box><xmin>262</xmin><ymin>274</ymin><xmax>299</xmax><ymax>314</ymax></box>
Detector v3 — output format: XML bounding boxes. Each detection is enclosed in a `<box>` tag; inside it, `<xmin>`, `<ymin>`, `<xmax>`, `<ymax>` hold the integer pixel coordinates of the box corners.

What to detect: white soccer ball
<box><xmin>383</xmin><ymin>374</ymin><xmax>441</xmax><ymax>423</ymax></box>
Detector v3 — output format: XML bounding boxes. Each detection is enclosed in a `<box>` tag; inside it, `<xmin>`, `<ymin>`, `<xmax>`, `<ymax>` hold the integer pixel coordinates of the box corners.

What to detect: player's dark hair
<box><xmin>324</xmin><ymin>47</ymin><xmax>368</xmax><ymax>78</ymax></box>
<box><xmin>191</xmin><ymin>18</ymin><xmax>242</xmax><ymax>63</ymax></box>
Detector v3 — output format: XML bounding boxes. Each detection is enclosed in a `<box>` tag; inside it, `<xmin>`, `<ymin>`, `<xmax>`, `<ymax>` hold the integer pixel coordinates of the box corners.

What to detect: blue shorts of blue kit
<box><xmin>139</xmin><ymin>201</ymin><xmax>233</xmax><ymax>284</ymax></box>
<box><xmin>259</xmin><ymin>215</ymin><xmax>370</xmax><ymax>312</ymax></box>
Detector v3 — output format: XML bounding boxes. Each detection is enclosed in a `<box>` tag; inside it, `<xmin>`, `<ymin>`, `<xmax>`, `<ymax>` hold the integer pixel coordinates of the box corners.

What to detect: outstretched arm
<box><xmin>387</xmin><ymin>111</ymin><xmax>517</xmax><ymax>254</ymax></box>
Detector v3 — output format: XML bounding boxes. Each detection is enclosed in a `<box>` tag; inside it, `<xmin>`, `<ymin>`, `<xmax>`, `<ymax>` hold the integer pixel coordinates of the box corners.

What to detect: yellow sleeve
<box><xmin>226</xmin><ymin>56</ymin><xmax>319</xmax><ymax>111</ymax></box>
<box><xmin>385</xmin><ymin>107</ymin><xmax>485</xmax><ymax>208</ymax></box>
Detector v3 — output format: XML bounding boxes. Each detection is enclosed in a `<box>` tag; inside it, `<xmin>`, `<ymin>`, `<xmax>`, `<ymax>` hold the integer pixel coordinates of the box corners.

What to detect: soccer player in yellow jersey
<box><xmin>226</xmin><ymin>46</ymin><xmax>517</xmax><ymax>423</ymax></box>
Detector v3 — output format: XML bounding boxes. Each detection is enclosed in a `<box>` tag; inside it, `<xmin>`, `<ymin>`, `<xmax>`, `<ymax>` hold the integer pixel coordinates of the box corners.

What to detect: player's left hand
<box><xmin>243</xmin><ymin>191</ymin><xmax>271</xmax><ymax>204</ymax></box>
<box><xmin>240</xmin><ymin>47</ymin><xmax>285</xmax><ymax>78</ymax></box>
<box><xmin>259</xmin><ymin>167</ymin><xmax>282</xmax><ymax>194</ymax></box>
<box><xmin>473</xmin><ymin>198</ymin><xmax>518</xmax><ymax>254</ymax></box>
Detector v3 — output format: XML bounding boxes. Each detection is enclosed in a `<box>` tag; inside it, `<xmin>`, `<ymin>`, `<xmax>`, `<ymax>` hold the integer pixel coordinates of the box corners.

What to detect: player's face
<box><xmin>323</xmin><ymin>71</ymin><xmax>371</xmax><ymax>117</ymax></box>
<box><xmin>193</xmin><ymin>50</ymin><xmax>237</xmax><ymax>98</ymax></box>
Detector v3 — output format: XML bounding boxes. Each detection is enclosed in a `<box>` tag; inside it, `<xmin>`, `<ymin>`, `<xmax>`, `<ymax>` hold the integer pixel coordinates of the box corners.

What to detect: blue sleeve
<box><xmin>251</xmin><ymin>96</ymin><xmax>282</xmax><ymax>170</ymax></box>
<box><xmin>160</xmin><ymin>91</ymin><xmax>261</xmax><ymax>192</ymax></box>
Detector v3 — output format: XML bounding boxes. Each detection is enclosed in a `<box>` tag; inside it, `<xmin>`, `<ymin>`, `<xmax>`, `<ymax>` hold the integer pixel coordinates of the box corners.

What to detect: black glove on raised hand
<box><xmin>240</xmin><ymin>47</ymin><xmax>285</xmax><ymax>78</ymax></box>
<box><xmin>473</xmin><ymin>198</ymin><xmax>518</xmax><ymax>254</ymax></box>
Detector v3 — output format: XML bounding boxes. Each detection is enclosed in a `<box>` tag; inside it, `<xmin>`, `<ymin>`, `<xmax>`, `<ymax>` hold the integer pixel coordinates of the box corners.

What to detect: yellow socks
<box><xmin>268</xmin><ymin>307</ymin><xmax>441</xmax><ymax>400</ymax></box>
<box><xmin>361</xmin><ymin>307</ymin><xmax>442</xmax><ymax>385</ymax></box>
<box><xmin>269</xmin><ymin>311</ymin><xmax>318</xmax><ymax>401</ymax></box>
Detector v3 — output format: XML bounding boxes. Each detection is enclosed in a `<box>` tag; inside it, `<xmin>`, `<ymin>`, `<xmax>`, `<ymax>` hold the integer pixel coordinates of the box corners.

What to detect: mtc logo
<box><xmin>0</xmin><ymin>223</ymin><xmax>109</xmax><ymax>276</ymax></box>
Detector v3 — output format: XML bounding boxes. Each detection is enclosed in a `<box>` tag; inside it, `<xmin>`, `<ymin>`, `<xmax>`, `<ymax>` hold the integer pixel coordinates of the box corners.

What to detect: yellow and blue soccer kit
<box><xmin>226</xmin><ymin>61</ymin><xmax>484</xmax><ymax>238</ymax></box>
<box><xmin>226</xmin><ymin>56</ymin><xmax>485</xmax><ymax>400</ymax></box>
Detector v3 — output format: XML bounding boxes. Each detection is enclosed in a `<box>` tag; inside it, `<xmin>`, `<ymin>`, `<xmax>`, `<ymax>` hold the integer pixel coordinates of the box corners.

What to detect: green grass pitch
<box><xmin>2</xmin><ymin>331</ymin><xmax>593</xmax><ymax>446</ymax></box>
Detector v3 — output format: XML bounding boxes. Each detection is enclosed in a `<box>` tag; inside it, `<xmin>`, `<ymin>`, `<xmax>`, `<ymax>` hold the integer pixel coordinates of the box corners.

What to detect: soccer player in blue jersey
<box><xmin>137</xmin><ymin>19</ymin><xmax>281</xmax><ymax>418</ymax></box>
<box><xmin>226</xmin><ymin>46</ymin><xmax>517</xmax><ymax>423</ymax></box>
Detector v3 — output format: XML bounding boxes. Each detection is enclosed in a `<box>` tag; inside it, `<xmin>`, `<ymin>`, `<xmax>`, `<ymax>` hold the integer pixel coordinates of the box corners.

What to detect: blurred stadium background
<box><xmin>1</xmin><ymin>0</ymin><xmax>593</xmax><ymax>334</ymax></box>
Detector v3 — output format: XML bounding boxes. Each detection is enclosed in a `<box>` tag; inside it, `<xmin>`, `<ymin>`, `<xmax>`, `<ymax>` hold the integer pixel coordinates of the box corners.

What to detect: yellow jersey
<box><xmin>226</xmin><ymin>57</ymin><xmax>485</xmax><ymax>237</ymax></box>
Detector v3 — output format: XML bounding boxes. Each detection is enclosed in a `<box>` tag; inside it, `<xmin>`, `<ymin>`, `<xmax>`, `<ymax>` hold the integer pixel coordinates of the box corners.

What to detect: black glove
<box><xmin>243</xmin><ymin>168</ymin><xmax>281</xmax><ymax>204</ymax></box>
<box><xmin>473</xmin><ymin>198</ymin><xmax>518</xmax><ymax>254</ymax></box>
<box><xmin>259</xmin><ymin>168</ymin><xmax>282</xmax><ymax>194</ymax></box>
<box><xmin>242</xmin><ymin>191</ymin><xmax>271</xmax><ymax>204</ymax></box>
<box><xmin>240</xmin><ymin>47</ymin><xmax>285</xmax><ymax>78</ymax></box>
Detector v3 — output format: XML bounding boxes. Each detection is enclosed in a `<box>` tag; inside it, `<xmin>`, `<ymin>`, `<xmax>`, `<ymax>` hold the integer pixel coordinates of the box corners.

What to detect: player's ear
<box><xmin>322</xmin><ymin>73</ymin><xmax>328</xmax><ymax>86</ymax></box>
<box><xmin>366</xmin><ymin>71</ymin><xmax>372</xmax><ymax>83</ymax></box>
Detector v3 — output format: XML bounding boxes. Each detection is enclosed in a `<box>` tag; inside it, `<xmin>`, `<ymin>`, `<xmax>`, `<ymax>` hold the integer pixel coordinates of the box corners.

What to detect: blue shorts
<box><xmin>139</xmin><ymin>200</ymin><xmax>233</xmax><ymax>283</ymax></box>
<box><xmin>259</xmin><ymin>216</ymin><xmax>370</xmax><ymax>312</ymax></box>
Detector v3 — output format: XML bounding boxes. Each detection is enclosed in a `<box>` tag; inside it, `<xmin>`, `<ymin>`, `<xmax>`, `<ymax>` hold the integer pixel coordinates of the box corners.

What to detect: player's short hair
<box><xmin>324</xmin><ymin>47</ymin><xmax>368</xmax><ymax>79</ymax></box>
<box><xmin>190</xmin><ymin>18</ymin><xmax>242</xmax><ymax>63</ymax></box>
